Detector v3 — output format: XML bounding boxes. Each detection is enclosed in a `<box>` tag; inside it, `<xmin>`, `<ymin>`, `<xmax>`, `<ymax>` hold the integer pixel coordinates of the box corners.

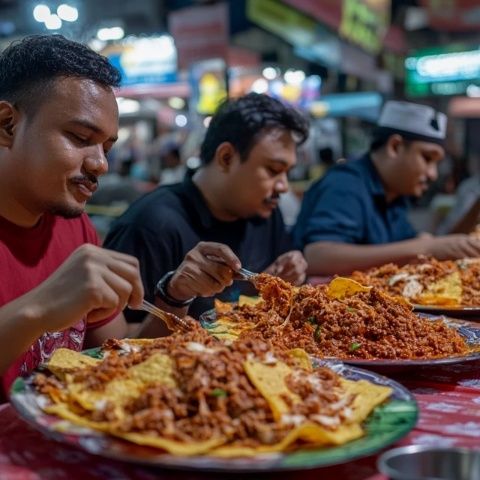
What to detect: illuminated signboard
<box><xmin>189</xmin><ymin>58</ymin><xmax>227</xmax><ymax>115</ymax></box>
<box><xmin>105</xmin><ymin>36</ymin><xmax>178</xmax><ymax>87</ymax></box>
<box><xmin>247</xmin><ymin>0</ymin><xmax>341</xmax><ymax>67</ymax></box>
<box><xmin>340</xmin><ymin>0</ymin><xmax>390</xmax><ymax>54</ymax></box>
<box><xmin>405</xmin><ymin>45</ymin><xmax>480</xmax><ymax>97</ymax></box>
<box><xmin>309</xmin><ymin>92</ymin><xmax>383</xmax><ymax>121</ymax></box>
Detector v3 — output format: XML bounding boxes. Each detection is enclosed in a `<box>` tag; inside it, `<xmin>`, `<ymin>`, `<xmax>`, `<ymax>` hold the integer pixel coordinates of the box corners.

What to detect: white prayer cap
<box><xmin>376</xmin><ymin>100</ymin><xmax>447</xmax><ymax>145</ymax></box>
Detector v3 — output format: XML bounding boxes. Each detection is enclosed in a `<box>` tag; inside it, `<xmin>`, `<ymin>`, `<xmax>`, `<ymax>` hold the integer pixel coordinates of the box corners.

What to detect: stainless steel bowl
<box><xmin>378</xmin><ymin>445</ymin><xmax>480</xmax><ymax>480</ymax></box>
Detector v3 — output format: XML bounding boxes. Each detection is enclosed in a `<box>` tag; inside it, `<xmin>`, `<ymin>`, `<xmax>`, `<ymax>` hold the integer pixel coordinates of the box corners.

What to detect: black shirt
<box><xmin>103</xmin><ymin>177</ymin><xmax>293</xmax><ymax>320</ymax></box>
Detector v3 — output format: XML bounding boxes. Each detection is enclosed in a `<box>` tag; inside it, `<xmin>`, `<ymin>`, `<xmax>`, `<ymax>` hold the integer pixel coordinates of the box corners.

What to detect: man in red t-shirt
<box><xmin>0</xmin><ymin>213</ymin><xmax>114</xmax><ymax>392</ymax></box>
<box><xmin>0</xmin><ymin>35</ymin><xmax>240</xmax><ymax>398</ymax></box>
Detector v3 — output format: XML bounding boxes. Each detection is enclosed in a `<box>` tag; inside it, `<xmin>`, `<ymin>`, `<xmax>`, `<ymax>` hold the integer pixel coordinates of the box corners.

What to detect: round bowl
<box><xmin>378</xmin><ymin>445</ymin><xmax>480</xmax><ymax>480</ymax></box>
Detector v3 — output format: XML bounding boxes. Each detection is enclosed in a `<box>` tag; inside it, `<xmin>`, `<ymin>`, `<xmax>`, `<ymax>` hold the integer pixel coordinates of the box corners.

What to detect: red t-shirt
<box><xmin>0</xmin><ymin>212</ymin><xmax>113</xmax><ymax>396</ymax></box>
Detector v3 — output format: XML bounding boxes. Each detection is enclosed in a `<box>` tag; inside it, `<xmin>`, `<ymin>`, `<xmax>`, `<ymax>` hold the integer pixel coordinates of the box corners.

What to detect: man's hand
<box><xmin>28</xmin><ymin>244</ymin><xmax>144</xmax><ymax>331</ymax></box>
<box><xmin>168</xmin><ymin>242</ymin><xmax>241</xmax><ymax>300</ymax></box>
<box><xmin>423</xmin><ymin>234</ymin><xmax>480</xmax><ymax>260</ymax></box>
<box><xmin>264</xmin><ymin>250</ymin><xmax>307</xmax><ymax>285</ymax></box>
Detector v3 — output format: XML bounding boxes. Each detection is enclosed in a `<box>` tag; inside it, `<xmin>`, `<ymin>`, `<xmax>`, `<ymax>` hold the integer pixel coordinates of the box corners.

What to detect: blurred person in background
<box><xmin>158</xmin><ymin>140</ymin><xmax>186</xmax><ymax>185</ymax></box>
<box><xmin>0</xmin><ymin>35</ymin><xmax>238</xmax><ymax>398</ymax></box>
<box><xmin>104</xmin><ymin>93</ymin><xmax>309</xmax><ymax>321</ymax></box>
<box><xmin>278</xmin><ymin>189</ymin><xmax>301</xmax><ymax>231</ymax></box>
<box><xmin>293</xmin><ymin>100</ymin><xmax>480</xmax><ymax>276</ymax></box>
<box><xmin>89</xmin><ymin>158</ymin><xmax>143</xmax><ymax>206</ymax></box>
<box><xmin>87</xmin><ymin>158</ymin><xmax>144</xmax><ymax>240</ymax></box>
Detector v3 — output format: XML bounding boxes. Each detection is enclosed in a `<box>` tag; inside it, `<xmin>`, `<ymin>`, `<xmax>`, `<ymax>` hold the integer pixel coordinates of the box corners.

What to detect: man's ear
<box><xmin>215</xmin><ymin>142</ymin><xmax>236</xmax><ymax>172</ymax></box>
<box><xmin>385</xmin><ymin>134</ymin><xmax>404</xmax><ymax>159</ymax></box>
<box><xmin>0</xmin><ymin>101</ymin><xmax>17</xmax><ymax>147</ymax></box>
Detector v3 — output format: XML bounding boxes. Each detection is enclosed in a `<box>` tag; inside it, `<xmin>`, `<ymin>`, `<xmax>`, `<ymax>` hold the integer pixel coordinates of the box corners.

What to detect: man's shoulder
<box><xmin>137</xmin><ymin>183</ymin><xmax>185</xmax><ymax>206</ymax></box>
<box><xmin>328</xmin><ymin>155</ymin><xmax>371</xmax><ymax>178</ymax></box>
<box><xmin>308</xmin><ymin>157</ymin><xmax>369</xmax><ymax>195</ymax></box>
<box><xmin>122</xmin><ymin>184</ymin><xmax>187</xmax><ymax>220</ymax></box>
<box><xmin>107</xmin><ymin>184</ymin><xmax>191</xmax><ymax>237</ymax></box>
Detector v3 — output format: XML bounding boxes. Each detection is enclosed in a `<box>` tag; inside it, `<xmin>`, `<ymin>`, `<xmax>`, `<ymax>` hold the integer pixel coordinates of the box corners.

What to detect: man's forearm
<box><xmin>0</xmin><ymin>299</ymin><xmax>44</xmax><ymax>376</ymax></box>
<box><xmin>304</xmin><ymin>239</ymin><xmax>427</xmax><ymax>276</ymax></box>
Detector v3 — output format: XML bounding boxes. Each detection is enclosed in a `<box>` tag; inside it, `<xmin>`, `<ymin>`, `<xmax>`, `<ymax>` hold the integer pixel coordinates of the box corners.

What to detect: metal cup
<box><xmin>378</xmin><ymin>445</ymin><xmax>480</xmax><ymax>480</ymax></box>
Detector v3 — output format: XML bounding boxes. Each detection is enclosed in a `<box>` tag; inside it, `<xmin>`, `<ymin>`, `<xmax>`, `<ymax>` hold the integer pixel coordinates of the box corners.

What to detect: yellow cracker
<box><xmin>46</xmin><ymin>348</ymin><xmax>100</xmax><ymax>380</ymax></box>
<box><xmin>111</xmin><ymin>432</ymin><xmax>226</xmax><ymax>456</ymax></box>
<box><xmin>327</xmin><ymin>277</ymin><xmax>371</xmax><ymax>300</ymax></box>
<box><xmin>340</xmin><ymin>378</ymin><xmax>392</xmax><ymax>423</ymax></box>
<box><xmin>243</xmin><ymin>359</ymin><xmax>300</xmax><ymax>420</ymax></box>
<box><xmin>67</xmin><ymin>353</ymin><xmax>175</xmax><ymax>419</ymax></box>
<box><xmin>212</xmin><ymin>422</ymin><xmax>364</xmax><ymax>457</ymax></box>
<box><xmin>287</xmin><ymin>348</ymin><xmax>313</xmax><ymax>371</ymax></box>
<box><xmin>420</xmin><ymin>271</ymin><xmax>462</xmax><ymax>306</ymax></box>
<box><xmin>238</xmin><ymin>295</ymin><xmax>263</xmax><ymax>307</ymax></box>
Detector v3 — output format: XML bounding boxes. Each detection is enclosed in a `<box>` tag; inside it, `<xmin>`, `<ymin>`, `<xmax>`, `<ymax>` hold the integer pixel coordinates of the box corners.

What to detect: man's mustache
<box><xmin>71</xmin><ymin>173</ymin><xmax>99</xmax><ymax>190</ymax></box>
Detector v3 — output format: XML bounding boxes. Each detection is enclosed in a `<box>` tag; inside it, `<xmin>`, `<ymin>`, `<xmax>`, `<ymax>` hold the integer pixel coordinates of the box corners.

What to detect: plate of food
<box><xmin>411</xmin><ymin>304</ymin><xmax>480</xmax><ymax>316</ymax></box>
<box><xmin>350</xmin><ymin>257</ymin><xmax>480</xmax><ymax>317</ymax></box>
<box><xmin>10</xmin><ymin>326</ymin><xmax>417</xmax><ymax>472</ymax></box>
<box><xmin>200</xmin><ymin>275</ymin><xmax>480</xmax><ymax>372</ymax></box>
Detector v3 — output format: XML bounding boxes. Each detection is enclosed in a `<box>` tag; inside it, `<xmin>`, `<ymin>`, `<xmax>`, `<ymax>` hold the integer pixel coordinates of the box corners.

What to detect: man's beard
<box><xmin>45</xmin><ymin>174</ymin><xmax>98</xmax><ymax>219</ymax></box>
<box><xmin>47</xmin><ymin>203</ymin><xmax>84</xmax><ymax>219</ymax></box>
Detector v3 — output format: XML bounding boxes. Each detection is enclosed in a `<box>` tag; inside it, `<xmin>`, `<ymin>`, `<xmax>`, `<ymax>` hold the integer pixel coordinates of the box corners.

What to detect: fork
<box><xmin>131</xmin><ymin>299</ymin><xmax>190</xmax><ymax>332</ymax></box>
<box><xmin>236</xmin><ymin>267</ymin><xmax>258</xmax><ymax>282</ymax></box>
<box><xmin>206</xmin><ymin>254</ymin><xmax>258</xmax><ymax>283</ymax></box>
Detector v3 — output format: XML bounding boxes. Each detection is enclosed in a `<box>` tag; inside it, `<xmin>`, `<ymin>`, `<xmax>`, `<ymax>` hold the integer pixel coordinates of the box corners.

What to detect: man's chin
<box><xmin>415</xmin><ymin>186</ymin><xmax>429</xmax><ymax>197</ymax></box>
<box><xmin>257</xmin><ymin>207</ymin><xmax>275</xmax><ymax>219</ymax></box>
<box><xmin>48</xmin><ymin>204</ymin><xmax>84</xmax><ymax>219</ymax></box>
<box><xmin>404</xmin><ymin>185</ymin><xmax>426</xmax><ymax>197</ymax></box>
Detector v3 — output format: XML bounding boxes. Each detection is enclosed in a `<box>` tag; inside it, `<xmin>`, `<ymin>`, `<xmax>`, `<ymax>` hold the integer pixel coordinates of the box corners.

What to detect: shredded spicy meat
<box><xmin>254</xmin><ymin>273</ymin><xmax>294</xmax><ymax>317</ymax></box>
<box><xmin>224</xmin><ymin>275</ymin><xmax>471</xmax><ymax>360</ymax></box>
<box><xmin>116</xmin><ymin>338</ymin><xmax>291</xmax><ymax>444</ymax></box>
<box><xmin>115</xmin><ymin>338</ymin><xmax>352</xmax><ymax>444</ymax></box>
<box><xmin>35</xmin><ymin>325</ymin><xmax>355</xmax><ymax>447</ymax></box>
<box><xmin>351</xmin><ymin>257</ymin><xmax>480</xmax><ymax>307</ymax></box>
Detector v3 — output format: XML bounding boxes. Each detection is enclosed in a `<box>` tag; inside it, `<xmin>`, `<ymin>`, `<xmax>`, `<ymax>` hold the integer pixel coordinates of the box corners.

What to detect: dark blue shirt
<box><xmin>293</xmin><ymin>154</ymin><xmax>417</xmax><ymax>249</ymax></box>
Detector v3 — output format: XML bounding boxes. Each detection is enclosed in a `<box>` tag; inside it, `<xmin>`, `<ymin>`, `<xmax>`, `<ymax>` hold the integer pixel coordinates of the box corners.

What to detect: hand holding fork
<box><xmin>131</xmin><ymin>299</ymin><xmax>190</xmax><ymax>332</ymax></box>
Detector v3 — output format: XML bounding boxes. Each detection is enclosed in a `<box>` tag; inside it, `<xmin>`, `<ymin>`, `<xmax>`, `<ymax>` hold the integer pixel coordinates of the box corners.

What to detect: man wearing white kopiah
<box><xmin>293</xmin><ymin>100</ymin><xmax>480</xmax><ymax>276</ymax></box>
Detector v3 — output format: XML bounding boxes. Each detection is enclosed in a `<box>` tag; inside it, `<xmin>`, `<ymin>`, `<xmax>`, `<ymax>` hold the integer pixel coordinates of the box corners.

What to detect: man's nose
<box><xmin>275</xmin><ymin>172</ymin><xmax>289</xmax><ymax>193</ymax></box>
<box><xmin>84</xmin><ymin>147</ymin><xmax>108</xmax><ymax>176</ymax></box>
<box><xmin>427</xmin><ymin>163</ymin><xmax>438</xmax><ymax>182</ymax></box>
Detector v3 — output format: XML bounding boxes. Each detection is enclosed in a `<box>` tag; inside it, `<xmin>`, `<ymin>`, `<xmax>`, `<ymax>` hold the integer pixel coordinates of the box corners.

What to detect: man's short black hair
<box><xmin>0</xmin><ymin>34</ymin><xmax>121</xmax><ymax>115</ymax></box>
<box><xmin>370</xmin><ymin>133</ymin><xmax>392</xmax><ymax>152</ymax></box>
<box><xmin>200</xmin><ymin>93</ymin><xmax>309</xmax><ymax>165</ymax></box>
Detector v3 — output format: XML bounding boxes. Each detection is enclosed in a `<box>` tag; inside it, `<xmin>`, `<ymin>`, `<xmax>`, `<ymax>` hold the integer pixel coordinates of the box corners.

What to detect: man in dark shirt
<box><xmin>104</xmin><ymin>93</ymin><xmax>309</xmax><ymax>320</ymax></box>
<box><xmin>294</xmin><ymin>100</ymin><xmax>480</xmax><ymax>276</ymax></box>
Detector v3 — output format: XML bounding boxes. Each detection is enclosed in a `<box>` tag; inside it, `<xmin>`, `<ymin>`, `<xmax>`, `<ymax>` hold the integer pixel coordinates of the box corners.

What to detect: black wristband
<box><xmin>154</xmin><ymin>271</ymin><xmax>195</xmax><ymax>308</ymax></box>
